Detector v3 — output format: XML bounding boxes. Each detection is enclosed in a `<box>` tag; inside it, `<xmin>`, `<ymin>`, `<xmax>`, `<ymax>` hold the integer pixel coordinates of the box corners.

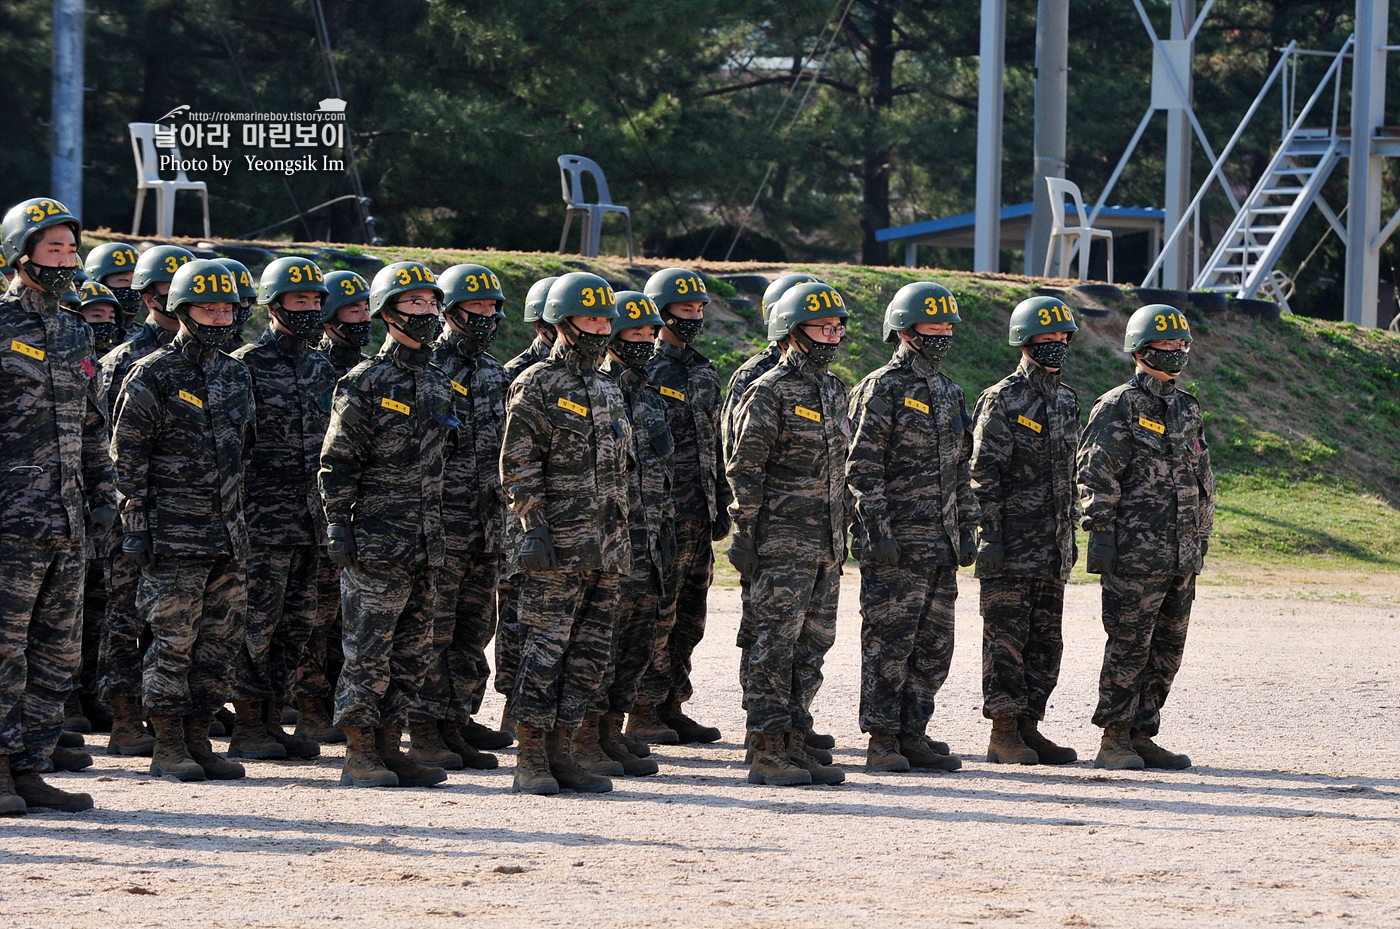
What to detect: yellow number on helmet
<box><xmin>341</xmin><ymin>279</ymin><xmax>356</xmax><ymax>295</ymax></box>
<box><xmin>580</xmin><ymin>288</ymin><xmax>596</xmax><ymax>308</ymax></box>
<box><xmin>806</xmin><ymin>293</ymin><xmax>821</xmax><ymax>312</ymax></box>
<box><xmin>675</xmin><ymin>278</ymin><xmax>689</xmax><ymax>295</ymax></box>
<box><xmin>396</xmin><ymin>269</ymin><xmax>411</xmax><ymax>285</ymax></box>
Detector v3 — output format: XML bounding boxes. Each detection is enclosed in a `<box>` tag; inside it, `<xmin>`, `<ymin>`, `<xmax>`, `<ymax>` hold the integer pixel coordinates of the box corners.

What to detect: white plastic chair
<box><xmin>557</xmin><ymin>155</ymin><xmax>633</xmax><ymax>260</ymax></box>
<box><xmin>1043</xmin><ymin>177</ymin><xmax>1113</xmax><ymax>282</ymax></box>
<box><xmin>129</xmin><ymin>123</ymin><xmax>211</xmax><ymax>239</ymax></box>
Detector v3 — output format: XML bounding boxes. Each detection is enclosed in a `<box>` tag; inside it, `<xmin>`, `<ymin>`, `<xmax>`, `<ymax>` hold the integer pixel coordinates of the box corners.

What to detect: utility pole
<box><xmin>1345</xmin><ymin>0</ymin><xmax>1388</xmax><ymax>327</ymax></box>
<box><xmin>1162</xmin><ymin>0</ymin><xmax>1195</xmax><ymax>289</ymax></box>
<box><xmin>974</xmin><ymin>0</ymin><xmax>1006</xmax><ymax>273</ymax></box>
<box><xmin>51</xmin><ymin>0</ymin><xmax>85</xmax><ymax>217</ymax></box>
<box><xmin>1030</xmin><ymin>0</ymin><xmax>1069</xmax><ymax>277</ymax></box>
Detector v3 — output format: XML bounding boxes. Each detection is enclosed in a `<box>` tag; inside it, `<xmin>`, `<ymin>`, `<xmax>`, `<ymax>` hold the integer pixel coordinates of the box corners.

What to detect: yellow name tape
<box><xmin>10</xmin><ymin>340</ymin><xmax>44</xmax><ymax>361</ymax></box>
<box><xmin>903</xmin><ymin>397</ymin><xmax>929</xmax><ymax>414</ymax></box>
<box><xmin>659</xmin><ymin>386</ymin><xmax>686</xmax><ymax>401</ymax></box>
<box><xmin>178</xmin><ymin>390</ymin><xmax>203</xmax><ymax>409</ymax></box>
<box><xmin>1138</xmin><ymin>416</ymin><xmax>1165</xmax><ymax>434</ymax></box>
<box><xmin>1017</xmin><ymin>415</ymin><xmax>1042</xmax><ymax>433</ymax></box>
<box><xmin>451</xmin><ymin>380</ymin><xmax>469</xmax><ymax>397</ymax></box>
<box><xmin>557</xmin><ymin>397</ymin><xmax>588</xmax><ymax>417</ymax></box>
<box><xmin>794</xmin><ymin>405</ymin><xmax>821</xmax><ymax>422</ymax></box>
<box><xmin>381</xmin><ymin>398</ymin><xmax>410</xmax><ymax>415</ymax></box>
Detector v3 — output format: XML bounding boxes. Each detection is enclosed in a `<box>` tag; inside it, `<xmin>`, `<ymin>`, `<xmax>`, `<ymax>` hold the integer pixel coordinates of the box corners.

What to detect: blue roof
<box><xmin>875</xmin><ymin>202</ymin><xmax>1166</xmax><ymax>242</ymax></box>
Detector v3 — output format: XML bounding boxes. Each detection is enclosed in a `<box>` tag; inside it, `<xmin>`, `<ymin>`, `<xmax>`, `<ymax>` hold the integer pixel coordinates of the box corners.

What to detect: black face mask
<box><xmin>612</xmin><ymin>337</ymin><xmax>655</xmax><ymax>369</ymax></box>
<box><xmin>23</xmin><ymin>259</ymin><xmax>78</xmax><ymax>294</ymax></box>
<box><xmin>384</xmin><ymin>308</ymin><xmax>441</xmax><ymax>345</ymax></box>
<box><xmin>110</xmin><ymin>287</ymin><xmax>143</xmax><ymax>323</ymax></box>
<box><xmin>1028</xmin><ymin>340</ymin><xmax>1069</xmax><ymax>370</ymax></box>
<box><xmin>334</xmin><ymin>320</ymin><xmax>373</xmax><ymax>346</ymax></box>
<box><xmin>147</xmin><ymin>291</ymin><xmax>177</xmax><ymax>319</ymax></box>
<box><xmin>177</xmin><ymin>309</ymin><xmax>233</xmax><ymax>346</ymax></box>
<box><xmin>909</xmin><ymin>333</ymin><xmax>953</xmax><ymax>367</ymax></box>
<box><xmin>561</xmin><ymin>318</ymin><xmax>610</xmax><ymax>362</ymax></box>
<box><xmin>537</xmin><ymin>322</ymin><xmax>557</xmax><ymax>345</ymax></box>
<box><xmin>663</xmin><ymin>310</ymin><xmax>704</xmax><ymax>343</ymax></box>
<box><xmin>89</xmin><ymin>322</ymin><xmax>121</xmax><ymax>354</ymax></box>
<box><xmin>273</xmin><ymin>305</ymin><xmax>323</xmax><ymax>341</ymax></box>
<box><xmin>793</xmin><ymin>328</ymin><xmax>840</xmax><ymax>367</ymax></box>
<box><xmin>1141</xmin><ymin>347</ymin><xmax>1190</xmax><ymax>376</ymax></box>
<box><xmin>449</xmin><ymin>309</ymin><xmax>498</xmax><ymax>355</ymax></box>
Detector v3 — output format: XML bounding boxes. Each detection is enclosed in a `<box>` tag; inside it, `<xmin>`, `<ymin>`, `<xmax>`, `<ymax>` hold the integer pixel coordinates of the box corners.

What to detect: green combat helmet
<box><xmin>610</xmin><ymin>290</ymin><xmax>663</xmax><ymax>368</ymax></box>
<box><xmin>77</xmin><ymin>280</ymin><xmax>122</xmax><ymax>353</ymax></box>
<box><xmin>167</xmin><ymin>259</ymin><xmax>240</xmax><ymax>345</ymax></box>
<box><xmin>769</xmin><ymin>280</ymin><xmax>848</xmax><ymax>367</ymax></box>
<box><xmin>761</xmin><ymin>273</ymin><xmax>822</xmax><ymax>326</ymax></box>
<box><xmin>1</xmin><ymin>197</ymin><xmax>82</xmax><ymax>293</ymax></box>
<box><xmin>439</xmin><ymin>263</ymin><xmax>506</xmax><ymax>354</ymax></box>
<box><xmin>131</xmin><ymin>245</ymin><xmax>196</xmax><ymax>317</ymax></box>
<box><xmin>544</xmin><ymin>271</ymin><xmax>617</xmax><ymax>362</ymax></box>
<box><xmin>370</xmin><ymin>260</ymin><xmax>442</xmax><ymax>345</ymax></box>
<box><xmin>86</xmin><ymin>242</ymin><xmax>143</xmax><ymax>323</ymax></box>
<box><xmin>218</xmin><ymin>257</ymin><xmax>257</xmax><ymax>339</ymax></box>
<box><xmin>258</xmin><ymin>256</ymin><xmax>328</xmax><ymax>341</ymax></box>
<box><xmin>321</xmin><ymin>270</ymin><xmax>372</xmax><ymax>346</ymax></box>
<box><xmin>645</xmin><ymin>267</ymin><xmax>710</xmax><ymax>342</ymax></box>
<box><xmin>1124</xmin><ymin>303</ymin><xmax>1192</xmax><ymax>375</ymax></box>
<box><xmin>523</xmin><ymin>276</ymin><xmax>559</xmax><ymax>325</ymax></box>
<box><xmin>883</xmin><ymin>282</ymin><xmax>962</xmax><ymax>341</ymax></box>
<box><xmin>1008</xmin><ymin>295</ymin><xmax>1078</xmax><ymax>346</ymax></box>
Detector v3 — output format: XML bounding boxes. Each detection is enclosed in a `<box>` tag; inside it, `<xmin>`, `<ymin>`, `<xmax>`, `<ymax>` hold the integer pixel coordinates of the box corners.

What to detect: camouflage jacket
<box><xmin>232</xmin><ymin>326</ymin><xmax>339</xmax><ymax>546</ymax></box>
<box><xmin>111</xmin><ymin>332</ymin><xmax>255</xmax><ymax>559</ymax></box>
<box><xmin>500</xmin><ymin>340</ymin><xmax>632</xmax><ymax>577</ymax></box>
<box><xmin>1077</xmin><ymin>370</ymin><xmax>1215</xmax><ymax>576</ymax></box>
<box><xmin>503</xmin><ymin>335</ymin><xmax>553</xmax><ymax>384</ymax></box>
<box><xmin>431</xmin><ymin>329</ymin><xmax>508</xmax><ymax>554</ymax></box>
<box><xmin>319</xmin><ymin>338</ymin><xmax>458</xmax><ymax>568</ymax></box>
<box><xmin>318</xmin><ymin>335</ymin><xmax>366</xmax><ymax>377</ymax></box>
<box><xmin>0</xmin><ymin>280</ymin><xmax>115</xmax><ymax>544</ymax></box>
<box><xmin>721</xmin><ymin>342</ymin><xmax>782</xmax><ymax>462</ymax></box>
<box><xmin>101</xmin><ymin>319</ymin><xmax>176</xmax><ymax>420</ymax></box>
<box><xmin>604</xmin><ymin>358</ymin><xmax>675</xmax><ymax>574</ymax></box>
<box><xmin>648</xmin><ymin>340</ymin><xmax>733</xmax><ymax>525</ymax></box>
<box><xmin>970</xmin><ymin>356</ymin><xmax>1081</xmax><ymax>580</ymax></box>
<box><xmin>846</xmin><ymin>343</ymin><xmax>978</xmax><ymax>567</ymax></box>
<box><xmin>727</xmin><ymin>350</ymin><xmax>848</xmax><ymax>563</ymax></box>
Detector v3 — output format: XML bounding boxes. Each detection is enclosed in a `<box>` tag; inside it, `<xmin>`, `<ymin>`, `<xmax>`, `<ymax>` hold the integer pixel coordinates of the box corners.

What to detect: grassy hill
<box><xmin>82</xmin><ymin>234</ymin><xmax>1400</xmax><ymax>579</ymax></box>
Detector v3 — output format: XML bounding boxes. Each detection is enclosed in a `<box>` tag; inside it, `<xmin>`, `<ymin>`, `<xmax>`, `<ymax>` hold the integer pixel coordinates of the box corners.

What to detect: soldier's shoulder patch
<box><xmin>862</xmin><ymin>390</ymin><xmax>892</xmax><ymax>417</ymax></box>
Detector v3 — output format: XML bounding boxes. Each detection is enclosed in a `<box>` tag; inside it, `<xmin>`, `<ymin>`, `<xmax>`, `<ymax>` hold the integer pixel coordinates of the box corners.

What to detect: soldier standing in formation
<box><xmin>227</xmin><ymin>257</ymin><xmax>336</xmax><ymax>763</ymax></box>
<box><xmin>1078</xmin><ymin>304</ymin><xmax>1213</xmax><ymax>771</ymax></box>
<box><xmin>319</xmin><ymin>260</ymin><xmax>456</xmax><ymax>789</ymax></box>
<box><xmin>83</xmin><ymin>241</ymin><xmax>144</xmax><ymax>344</ymax></box>
<box><xmin>970</xmin><ymin>295</ymin><xmax>1082</xmax><ymax>766</ymax></box>
<box><xmin>110</xmin><ymin>260</ymin><xmax>256</xmax><ymax>783</ymax></box>
<box><xmin>0</xmin><ymin>199</ymin><xmax>114</xmax><ymax>815</ymax></box>
<box><xmin>499</xmin><ymin>272</ymin><xmax>631</xmax><ymax>795</ymax></box>
<box><xmin>847</xmin><ymin>283</ymin><xmax>976</xmax><ymax>775</ymax></box>
<box><xmin>217</xmin><ymin>258</ymin><xmax>258</xmax><ymax>350</ymax></box>
<box><xmin>415</xmin><ymin>264</ymin><xmax>513</xmax><ymax>772</ymax></box>
<box><xmin>727</xmin><ymin>281</ymin><xmax>851</xmax><ymax>787</ymax></box>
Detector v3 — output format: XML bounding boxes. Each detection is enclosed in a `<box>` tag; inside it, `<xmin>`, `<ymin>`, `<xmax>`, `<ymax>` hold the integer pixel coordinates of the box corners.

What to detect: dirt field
<box><xmin>4</xmin><ymin>576</ymin><xmax>1398</xmax><ymax>928</ymax></box>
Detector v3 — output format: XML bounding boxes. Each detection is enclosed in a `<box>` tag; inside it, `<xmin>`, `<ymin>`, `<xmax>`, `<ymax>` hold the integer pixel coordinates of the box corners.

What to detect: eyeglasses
<box><xmin>801</xmin><ymin>321</ymin><xmax>846</xmax><ymax>338</ymax></box>
<box><xmin>395</xmin><ymin>298</ymin><xmax>441</xmax><ymax>311</ymax></box>
<box><xmin>187</xmin><ymin>304</ymin><xmax>233</xmax><ymax>315</ymax></box>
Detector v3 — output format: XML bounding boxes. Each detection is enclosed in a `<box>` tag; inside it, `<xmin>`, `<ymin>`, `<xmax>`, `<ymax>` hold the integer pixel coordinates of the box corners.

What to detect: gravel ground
<box><xmin>3</xmin><ymin>577</ymin><xmax>1398</xmax><ymax>928</ymax></box>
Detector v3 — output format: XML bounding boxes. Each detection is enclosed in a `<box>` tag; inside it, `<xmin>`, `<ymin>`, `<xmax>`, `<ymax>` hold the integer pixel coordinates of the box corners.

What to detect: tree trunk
<box><xmin>858</xmin><ymin>1</ymin><xmax>897</xmax><ymax>265</ymax></box>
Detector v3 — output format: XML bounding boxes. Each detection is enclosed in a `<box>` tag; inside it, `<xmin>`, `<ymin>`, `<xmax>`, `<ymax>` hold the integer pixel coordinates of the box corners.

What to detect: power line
<box><xmin>310</xmin><ymin>0</ymin><xmax>383</xmax><ymax>245</ymax></box>
<box><xmin>607</xmin><ymin>74</ymin><xmax>692</xmax><ymax>243</ymax></box>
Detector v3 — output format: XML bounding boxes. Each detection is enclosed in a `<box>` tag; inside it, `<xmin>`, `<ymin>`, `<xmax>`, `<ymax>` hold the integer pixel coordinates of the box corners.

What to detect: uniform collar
<box><xmin>381</xmin><ymin>336</ymin><xmax>431</xmax><ymax>370</ymax></box>
<box><xmin>1133</xmin><ymin>368</ymin><xmax>1177</xmax><ymax>397</ymax></box>
<box><xmin>320</xmin><ymin>336</ymin><xmax>362</xmax><ymax>367</ymax></box>
<box><xmin>656</xmin><ymin>338</ymin><xmax>706</xmax><ymax>367</ymax></box>
<box><xmin>442</xmin><ymin>326</ymin><xmax>483</xmax><ymax>360</ymax></box>
<box><xmin>173</xmin><ymin>330</ymin><xmax>220</xmax><ymax>365</ymax></box>
<box><xmin>8</xmin><ymin>278</ymin><xmax>60</xmax><ymax>316</ymax></box>
<box><xmin>894</xmin><ymin>340</ymin><xmax>939</xmax><ymax>378</ymax></box>
<box><xmin>1018</xmin><ymin>354</ymin><xmax>1061</xmax><ymax>392</ymax></box>
<box><xmin>549</xmin><ymin>334</ymin><xmax>599</xmax><ymax>376</ymax></box>
<box><xmin>780</xmin><ymin>345</ymin><xmax>826</xmax><ymax>379</ymax></box>
<box><xmin>260</xmin><ymin>324</ymin><xmax>309</xmax><ymax>356</ymax></box>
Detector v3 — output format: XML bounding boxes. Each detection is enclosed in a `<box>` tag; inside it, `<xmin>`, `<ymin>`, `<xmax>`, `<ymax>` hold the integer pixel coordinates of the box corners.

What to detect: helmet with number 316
<box><xmin>369</xmin><ymin>261</ymin><xmax>442</xmax><ymax>318</ymax></box>
<box><xmin>1124</xmin><ymin>303</ymin><xmax>1191</xmax><ymax>353</ymax></box>
<box><xmin>883</xmin><ymin>282</ymin><xmax>962</xmax><ymax>342</ymax></box>
<box><xmin>610</xmin><ymin>290</ymin><xmax>663</xmax><ymax>337</ymax></box>
<box><xmin>767</xmin><ymin>281</ymin><xmax>848</xmax><ymax>342</ymax></box>
<box><xmin>1008</xmin><ymin>295</ymin><xmax>1079</xmax><ymax>346</ymax></box>
<box><xmin>543</xmin><ymin>272</ymin><xmax>617</xmax><ymax>322</ymax></box>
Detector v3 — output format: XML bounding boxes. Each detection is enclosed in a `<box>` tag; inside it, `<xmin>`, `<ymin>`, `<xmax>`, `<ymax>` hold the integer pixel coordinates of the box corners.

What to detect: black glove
<box><xmin>727</xmin><ymin>533</ymin><xmax>759</xmax><ymax>577</ymax></box>
<box><xmin>86</xmin><ymin>505</ymin><xmax>117</xmax><ymax>536</ymax></box>
<box><xmin>1200</xmin><ymin>537</ymin><xmax>1210</xmax><ymax>561</ymax></box>
<box><xmin>520</xmin><ymin>525</ymin><xmax>557</xmax><ymax>572</ymax></box>
<box><xmin>711</xmin><ymin>509</ymin><xmax>733</xmax><ymax>541</ymax></box>
<box><xmin>121</xmin><ymin>530</ymin><xmax>153</xmax><ymax>569</ymax></box>
<box><xmin>326</xmin><ymin>524</ymin><xmax>357</xmax><ymax>569</ymax></box>
<box><xmin>866</xmin><ymin>537</ymin><xmax>900</xmax><ymax>566</ymax></box>
<box><xmin>976</xmin><ymin>529</ymin><xmax>1004</xmax><ymax>574</ymax></box>
<box><xmin>1086</xmin><ymin>530</ymin><xmax>1117</xmax><ymax>575</ymax></box>
<box><xmin>958</xmin><ymin>528</ymin><xmax>977</xmax><ymax>568</ymax></box>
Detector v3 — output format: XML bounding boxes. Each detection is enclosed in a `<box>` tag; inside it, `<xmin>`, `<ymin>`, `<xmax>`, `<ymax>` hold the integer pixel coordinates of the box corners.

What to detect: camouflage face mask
<box><xmin>1141</xmin><ymin>346</ymin><xmax>1189</xmax><ymax>375</ymax></box>
<box><xmin>1028</xmin><ymin>340</ymin><xmax>1069</xmax><ymax>370</ymax></box>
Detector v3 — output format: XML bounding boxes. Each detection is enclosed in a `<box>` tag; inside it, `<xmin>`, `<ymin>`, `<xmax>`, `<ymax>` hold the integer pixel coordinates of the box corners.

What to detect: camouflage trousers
<box><xmin>333</xmin><ymin>562</ymin><xmax>436</xmax><ymax>730</ymax></box>
<box><xmin>858</xmin><ymin>563</ymin><xmax>957</xmax><ymax>736</ymax></box>
<box><xmin>415</xmin><ymin>550</ymin><xmax>500</xmax><ymax>723</ymax></box>
<box><xmin>97</xmin><ymin>551</ymin><xmax>149</xmax><ymax>702</ymax></box>
<box><xmin>637</xmin><ymin>517</ymin><xmax>712</xmax><ymax>708</ymax></box>
<box><xmin>512</xmin><ymin>569</ymin><xmax>620</xmax><ymax>732</ymax></box>
<box><xmin>492</xmin><ymin>571</ymin><xmax>523</xmax><ymax>701</ymax></box>
<box><xmin>0</xmin><ymin>539</ymin><xmax>84</xmax><ymax>772</ymax></box>
<box><xmin>233</xmin><ymin>545</ymin><xmax>321</xmax><ymax>705</ymax></box>
<box><xmin>137</xmin><ymin>554</ymin><xmax>246</xmax><ymax>720</ymax></box>
<box><xmin>78</xmin><ymin>559</ymin><xmax>106</xmax><ymax>697</ymax></box>
<box><xmin>743</xmin><ymin>560</ymin><xmax>840</xmax><ymax>736</ymax></box>
<box><xmin>980</xmin><ymin>575</ymin><xmax>1066</xmax><ymax>721</ymax></box>
<box><xmin>292</xmin><ymin>557</ymin><xmax>344</xmax><ymax>709</ymax></box>
<box><xmin>593</xmin><ymin>562</ymin><xmax>662</xmax><ymax>717</ymax></box>
<box><xmin>1093</xmin><ymin>572</ymin><xmax>1195</xmax><ymax>736</ymax></box>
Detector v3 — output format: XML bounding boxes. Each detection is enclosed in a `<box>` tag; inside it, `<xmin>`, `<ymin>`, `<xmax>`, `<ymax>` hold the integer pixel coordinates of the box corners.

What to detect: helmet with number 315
<box><xmin>1008</xmin><ymin>295</ymin><xmax>1079</xmax><ymax>346</ymax></box>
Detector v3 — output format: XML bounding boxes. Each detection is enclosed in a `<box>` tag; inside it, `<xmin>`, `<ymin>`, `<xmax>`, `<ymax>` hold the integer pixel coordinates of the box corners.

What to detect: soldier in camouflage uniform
<box><xmin>631</xmin><ymin>268</ymin><xmax>732</xmax><ymax>746</ymax></box>
<box><xmin>726</xmin><ymin>281</ymin><xmax>851</xmax><ymax>787</ymax></box>
<box><xmin>96</xmin><ymin>244</ymin><xmax>193</xmax><ymax>757</ymax></box>
<box><xmin>848</xmin><ymin>283</ymin><xmax>977</xmax><ymax>775</ymax></box>
<box><xmin>494</xmin><ymin>275</ymin><xmax>559</xmax><ymax>736</ymax></box>
<box><xmin>0</xmin><ymin>198</ymin><xmax>114</xmax><ymax>814</ymax></box>
<box><xmin>499</xmin><ymin>272</ymin><xmax>631</xmax><ymax>795</ymax></box>
<box><xmin>575</xmin><ymin>290</ymin><xmax>674</xmax><ymax>779</ymax></box>
<box><xmin>227</xmin><ymin>257</ymin><xmax>337</xmax><ymax>762</ymax></box>
<box><xmin>1078</xmin><ymin>304</ymin><xmax>1214</xmax><ymax>771</ymax></box>
<box><xmin>971</xmin><ymin>295</ymin><xmax>1082</xmax><ymax>767</ymax></box>
<box><xmin>291</xmin><ymin>269</ymin><xmax>373</xmax><ymax>744</ymax></box>
<box><xmin>319</xmin><ymin>260</ymin><xmax>457</xmax><ymax>790</ymax></box>
<box><xmin>218</xmin><ymin>257</ymin><xmax>257</xmax><ymax>351</ymax></box>
<box><xmin>84</xmin><ymin>241</ymin><xmax>144</xmax><ymax>341</ymax></box>
<box><xmin>111</xmin><ymin>260</ymin><xmax>256</xmax><ymax>783</ymax></box>
<box><xmin>412</xmin><ymin>263</ymin><xmax>513</xmax><ymax>773</ymax></box>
